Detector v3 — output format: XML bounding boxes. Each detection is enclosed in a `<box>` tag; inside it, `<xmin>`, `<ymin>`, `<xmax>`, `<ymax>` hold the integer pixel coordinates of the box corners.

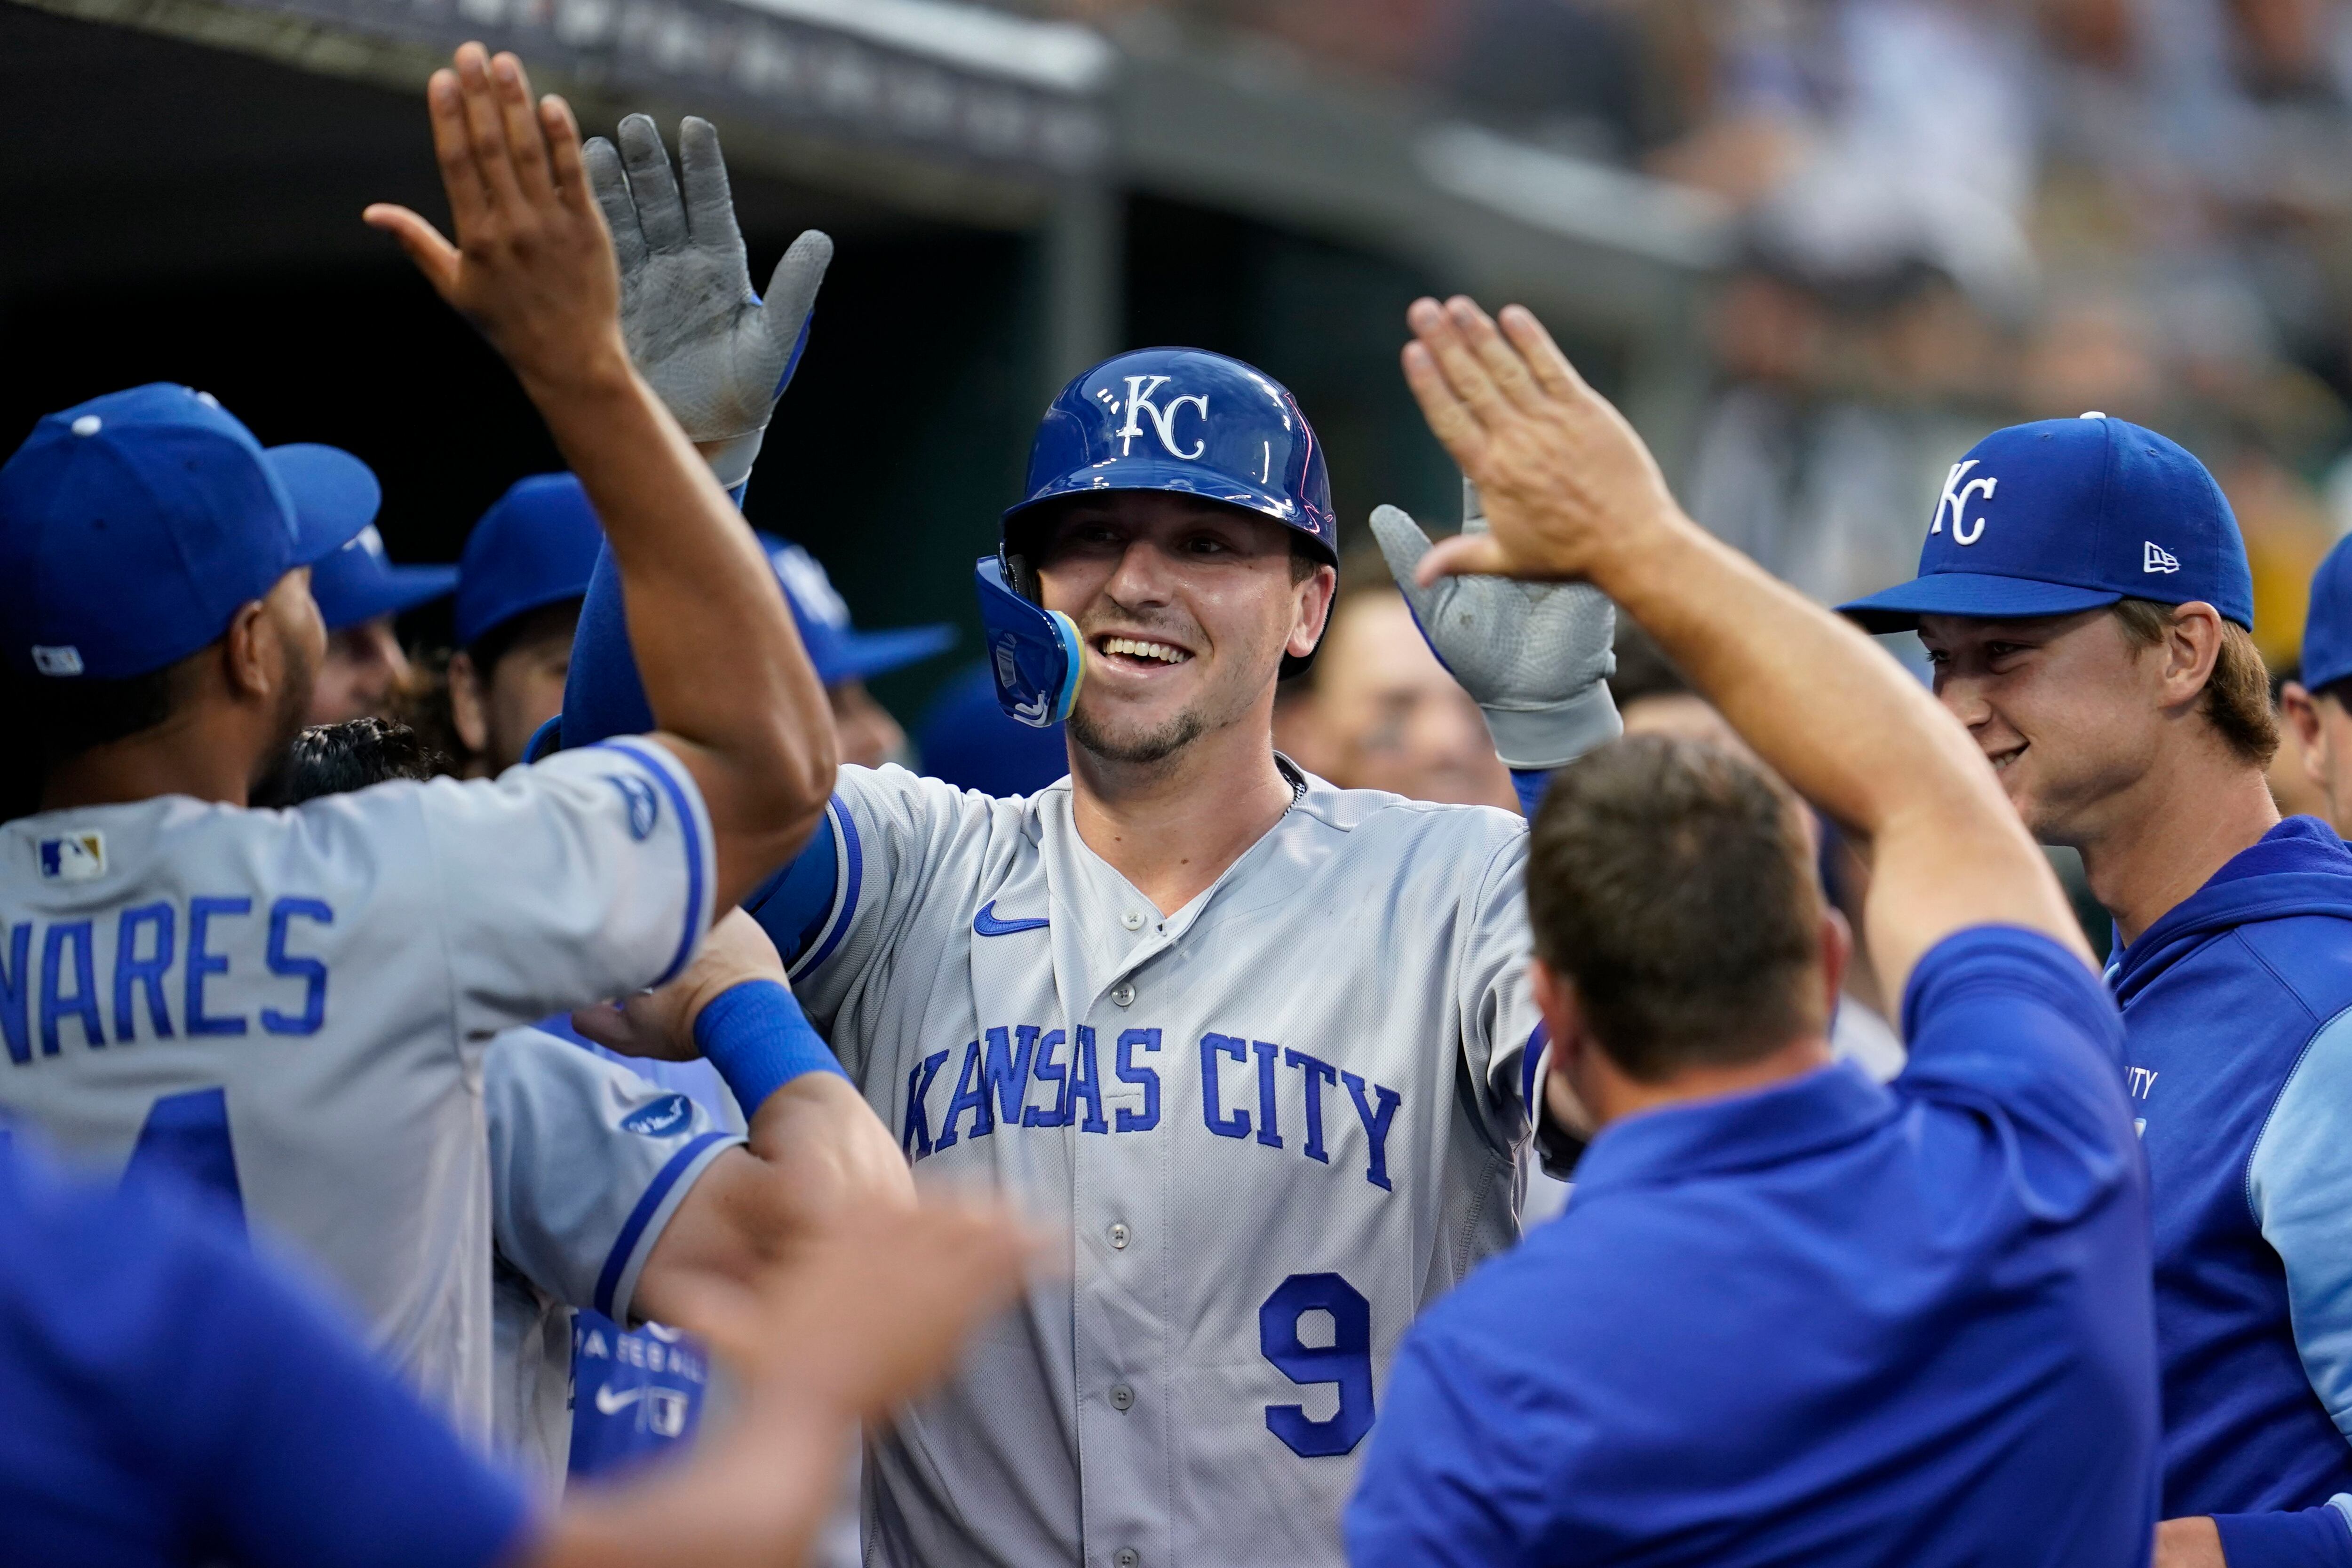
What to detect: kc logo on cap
<box><xmin>1838</xmin><ymin>413</ymin><xmax>2251</xmax><ymax>634</ymax></box>
<box><xmin>1931</xmin><ymin>461</ymin><xmax>1999</xmax><ymax>546</ymax></box>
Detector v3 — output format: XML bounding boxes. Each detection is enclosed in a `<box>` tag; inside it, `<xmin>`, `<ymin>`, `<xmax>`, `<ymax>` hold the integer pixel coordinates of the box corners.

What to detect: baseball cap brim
<box><xmin>265</xmin><ymin>443</ymin><xmax>381</xmax><ymax>563</ymax></box>
<box><xmin>819</xmin><ymin>623</ymin><xmax>956</xmax><ymax>686</ymax></box>
<box><xmin>1836</xmin><ymin>572</ymin><xmax>2123</xmax><ymax>633</ymax></box>
<box><xmin>316</xmin><ymin>562</ymin><xmax>460</xmax><ymax>630</ymax></box>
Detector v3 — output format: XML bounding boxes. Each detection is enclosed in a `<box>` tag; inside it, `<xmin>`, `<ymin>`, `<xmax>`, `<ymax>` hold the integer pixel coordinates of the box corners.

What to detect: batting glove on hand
<box><xmin>584</xmin><ymin>114</ymin><xmax>832</xmax><ymax>489</ymax></box>
<box><xmin>1369</xmin><ymin>477</ymin><xmax>1621</xmax><ymax>770</ymax></box>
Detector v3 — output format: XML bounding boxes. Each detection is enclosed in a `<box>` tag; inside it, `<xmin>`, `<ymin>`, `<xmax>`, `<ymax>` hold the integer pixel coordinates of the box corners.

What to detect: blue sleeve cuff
<box><xmin>1510</xmin><ymin>768</ymin><xmax>1551</xmax><ymax>820</ymax></box>
<box><xmin>692</xmin><ymin>979</ymin><xmax>847</xmax><ymax>1113</ymax></box>
<box><xmin>2213</xmin><ymin>1502</ymin><xmax>2352</xmax><ymax>1568</ymax></box>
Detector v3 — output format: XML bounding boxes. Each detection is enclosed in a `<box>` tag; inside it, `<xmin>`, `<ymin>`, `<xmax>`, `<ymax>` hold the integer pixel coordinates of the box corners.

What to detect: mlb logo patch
<box><xmin>37</xmin><ymin>831</ymin><xmax>105</xmax><ymax>881</ymax></box>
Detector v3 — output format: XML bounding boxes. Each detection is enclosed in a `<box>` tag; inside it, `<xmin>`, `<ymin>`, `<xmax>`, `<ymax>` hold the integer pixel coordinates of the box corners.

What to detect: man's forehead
<box><xmin>1049</xmin><ymin>491</ymin><xmax>1277</xmax><ymax>534</ymax></box>
<box><xmin>1916</xmin><ymin>608</ymin><xmax>2110</xmax><ymax>642</ymax></box>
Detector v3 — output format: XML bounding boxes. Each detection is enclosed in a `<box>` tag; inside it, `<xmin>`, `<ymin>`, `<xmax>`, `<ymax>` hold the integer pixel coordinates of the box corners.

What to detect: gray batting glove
<box><xmin>1368</xmin><ymin>477</ymin><xmax>1621</xmax><ymax>771</ymax></box>
<box><xmin>584</xmin><ymin>115</ymin><xmax>833</xmax><ymax>490</ymax></box>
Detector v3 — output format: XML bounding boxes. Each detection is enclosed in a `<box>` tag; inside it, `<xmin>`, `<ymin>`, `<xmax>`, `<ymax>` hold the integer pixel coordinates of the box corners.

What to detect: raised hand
<box><xmin>1400</xmin><ymin>296</ymin><xmax>1686</xmax><ymax>588</ymax></box>
<box><xmin>1368</xmin><ymin>477</ymin><xmax>1620</xmax><ymax>769</ymax></box>
<box><xmin>584</xmin><ymin>115</ymin><xmax>832</xmax><ymax>487</ymax></box>
<box><xmin>363</xmin><ymin>44</ymin><xmax>626</xmax><ymax>400</ymax></box>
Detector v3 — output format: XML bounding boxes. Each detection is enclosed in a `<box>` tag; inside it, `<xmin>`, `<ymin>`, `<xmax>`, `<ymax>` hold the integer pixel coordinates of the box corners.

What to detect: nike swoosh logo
<box><xmin>973</xmin><ymin>900</ymin><xmax>1050</xmax><ymax>937</ymax></box>
<box><xmin>594</xmin><ymin>1385</ymin><xmax>646</xmax><ymax>1416</ymax></box>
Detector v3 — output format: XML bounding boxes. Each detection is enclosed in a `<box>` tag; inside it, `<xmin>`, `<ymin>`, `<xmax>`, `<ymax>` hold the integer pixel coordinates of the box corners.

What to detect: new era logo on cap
<box><xmin>31</xmin><ymin>645</ymin><xmax>83</xmax><ymax>676</ymax></box>
<box><xmin>2145</xmin><ymin>542</ymin><xmax>2181</xmax><ymax>574</ymax></box>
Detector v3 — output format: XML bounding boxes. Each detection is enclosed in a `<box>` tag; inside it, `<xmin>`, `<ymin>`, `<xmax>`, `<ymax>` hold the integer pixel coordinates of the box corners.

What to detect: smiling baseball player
<box><xmin>556</xmin><ymin>117</ymin><xmax>1621</xmax><ymax>1568</ymax></box>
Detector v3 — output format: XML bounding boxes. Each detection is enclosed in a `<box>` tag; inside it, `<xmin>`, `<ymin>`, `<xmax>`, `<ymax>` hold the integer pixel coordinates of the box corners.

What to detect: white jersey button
<box><xmin>1115</xmin><ymin>1550</ymin><xmax>1141</xmax><ymax>1568</ymax></box>
<box><xmin>1109</xmin><ymin>982</ymin><xmax>1136</xmax><ymax>1007</ymax></box>
<box><xmin>1121</xmin><ymin>909</ymin><xmax>1144</xmax><ymax>930</ymax></box>
<box><xmin>1109</xmin><ymin>1221</ymin><xmax>1130</xmax><ymax>1250</ymax></box>
<box><xmin>1109</xmin><ymin>1383</ymin><xmax>1136</xmax><ymax>1412</ymax></box>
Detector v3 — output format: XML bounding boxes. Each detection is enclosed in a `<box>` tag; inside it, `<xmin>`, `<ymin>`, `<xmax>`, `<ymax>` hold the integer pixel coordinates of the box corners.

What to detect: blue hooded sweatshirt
<box><xmin>2115</xmin><ymin>816</ymin><xmax>2352</xmax><ymax>1564</ymax></box>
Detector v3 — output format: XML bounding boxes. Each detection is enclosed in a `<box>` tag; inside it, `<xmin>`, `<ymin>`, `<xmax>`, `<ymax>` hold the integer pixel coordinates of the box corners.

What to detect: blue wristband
<box><xmin>691</xmin><ymin>979</ymin><xmax>846</xmax><ymax>1112</ymax></box>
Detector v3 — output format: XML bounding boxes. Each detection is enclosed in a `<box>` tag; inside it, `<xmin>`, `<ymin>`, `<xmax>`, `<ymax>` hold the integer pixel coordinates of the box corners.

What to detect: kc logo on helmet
<box><xmin>1116</xmin><ymin>375</ymin><xmax>1209</xmax><ymax>460</ymax></box>
<box><xmin>1931</xmin><ymin>460</ymin><xmax>1998</xmax><ymax>546</ymax></box>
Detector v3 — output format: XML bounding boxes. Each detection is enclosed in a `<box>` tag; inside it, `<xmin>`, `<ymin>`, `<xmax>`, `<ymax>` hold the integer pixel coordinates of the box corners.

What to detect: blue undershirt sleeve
<box><xmin>2251</xmin><ymin>1008</ymin><xmax>2352</xmax><ymax>1452</ymax></box>
<box><xmin>1510</xmin><ymin>768</ymin><xmax>1551</xmax><ymax>820</ymax></box>
<box><xmin>743</xmin><ymin>803</ymin><xmax>841</xmax><ymax>966</ymax></box>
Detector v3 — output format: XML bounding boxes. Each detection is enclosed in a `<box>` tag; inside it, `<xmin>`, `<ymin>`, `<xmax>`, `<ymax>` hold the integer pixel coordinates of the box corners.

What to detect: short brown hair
<box><xmin>2109</xmin><ymin>599</ymin><xmax>2278</xmax><ymax>768</ymax></box>
<box><xmin>1526</xmin><ymin>735</ymin><xmax>1827</xmax><ymax>1082</ymax></box>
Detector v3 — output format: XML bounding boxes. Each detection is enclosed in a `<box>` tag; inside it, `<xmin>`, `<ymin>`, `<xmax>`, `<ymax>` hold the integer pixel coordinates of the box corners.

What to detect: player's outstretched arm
<box><xmin>364</xmin><ymin>44</ymin><xmax>834</xmax><ymax>907</ymax></box>
<box><xmin>1398</xmin><ymin>295</ymin><xmax>2087</xmax><ymax>998</ymax></box>
<box><xmin>531</xmin><ymin>1196</ymin><xmax>1035</xmax><ymax>1568</ymax></box>
<box><xmin>568</xmin><ymin>911</ymin><xmax>913</xmax><ymax>1313</ymax></box>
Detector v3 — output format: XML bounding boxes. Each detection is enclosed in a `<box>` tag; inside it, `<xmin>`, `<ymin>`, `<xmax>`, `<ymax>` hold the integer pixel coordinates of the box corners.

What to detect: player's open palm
<box><xmin>584</xmin><ymin>115</ymin><xmax>831</xmax><ymax>477</ymax></box>
<box><xmin>364</xmin><ymin>43</ymin><xmax>625</xmax><ymax>398</ymax></box>
<box><xmin>1400</xmin><ymin>295</ymin><xmax>1684</xmax><ymax>586</ymax></box>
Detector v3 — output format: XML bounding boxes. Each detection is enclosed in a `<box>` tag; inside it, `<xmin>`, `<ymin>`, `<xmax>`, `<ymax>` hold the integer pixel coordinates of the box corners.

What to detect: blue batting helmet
<box><xmin>1001</xmin><ymin>347</ymin><xmax>1337</xmax><ymax>559</ymax></box>
<box><xmin>978</xmin><ymin>348</ymin><xmax>1337</xmax><ymax>729</ymax></box>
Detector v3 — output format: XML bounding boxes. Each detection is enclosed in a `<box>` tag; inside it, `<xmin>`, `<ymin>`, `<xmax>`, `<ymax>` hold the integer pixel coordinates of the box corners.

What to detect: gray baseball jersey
<box><xmin>0</xmin><ymin>738</ymin><xmax>715</xmax><ymax>1441</ymax></box>
<box><xmin>786</xmin><ymin>759</ymin><xmax>1542</xmax><ymax>1568</ymax></box>
<box><xmin>484</xmin><ymin>1023</ymin><xmax>745</xmax><ymax>1490</ymax></box>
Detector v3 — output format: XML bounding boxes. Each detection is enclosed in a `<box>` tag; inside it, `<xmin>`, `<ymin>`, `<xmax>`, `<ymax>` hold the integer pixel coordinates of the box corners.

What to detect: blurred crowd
<box><xmin>1047</xmin><ymin>0</ymin><xmax>2352</xmax><ymax>675</ymax></box>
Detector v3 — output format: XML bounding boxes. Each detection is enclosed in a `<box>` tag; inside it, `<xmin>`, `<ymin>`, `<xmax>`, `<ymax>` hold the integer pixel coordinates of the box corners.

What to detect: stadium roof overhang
<box><xmin>8</xmin><ymin>0</ymin><xmax>1726</xmax><ymax>340</ymax></box>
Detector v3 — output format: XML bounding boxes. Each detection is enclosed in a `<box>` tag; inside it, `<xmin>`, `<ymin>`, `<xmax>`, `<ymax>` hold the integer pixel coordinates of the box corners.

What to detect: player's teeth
<box><xmin>1104</xmin><ymin>637</ymin><xmax>1186</xmax><ymax>663</ymax></box>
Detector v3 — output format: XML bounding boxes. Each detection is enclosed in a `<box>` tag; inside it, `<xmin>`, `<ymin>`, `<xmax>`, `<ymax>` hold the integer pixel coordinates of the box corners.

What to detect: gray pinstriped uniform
<box><xmin>786</xmin><ymin>759</ymin><xmax>1542</xmax><ymax>1568</ymax></box>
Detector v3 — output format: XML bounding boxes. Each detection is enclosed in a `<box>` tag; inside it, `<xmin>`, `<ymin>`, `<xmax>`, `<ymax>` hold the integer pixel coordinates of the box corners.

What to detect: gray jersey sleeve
<box><xmin>786</xmin><ymin>765</ymin><xmax>1010</xmax><ymax>1074</ymax></box>
<box><xmin>407</xmin><ymin>737</ymin><xmax>719</xmax><ymax>1045</ymax></box>
<box><xmin>485</xmin><ymin>1026</ymin><xmax>744</xmax><ymax>1326</ymax></box>
<box><xmin>1454</xmin><ymin>822</ymin><xmax>1546</xmax><ymax>1154</ymax></box>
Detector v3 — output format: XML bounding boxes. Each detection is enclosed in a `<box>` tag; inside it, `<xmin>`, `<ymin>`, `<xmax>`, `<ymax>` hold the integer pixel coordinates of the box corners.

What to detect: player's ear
<box><xmin>1528</xmin><ymin>956</ymin><xmax>1572</xmax><ymax>1042</ymax></box>
<box><xmin>1287</xmin><ymin>561</ymin><xmax>1336</xmax><ymax>660</ymax></box>
<box><xmin>446</xmin><ymin>649</ymin><xmax>492</xmax><ymax>757</ymax></box>
<box><xmin>220</xmin><ymin>597</ymin><xmax>276</xmax><ymax>704</ymax></box>
<box><xmin>1819</xmin><ymin>907</ymin><xmax>1853</xmax><ymax>1022</ymax></box>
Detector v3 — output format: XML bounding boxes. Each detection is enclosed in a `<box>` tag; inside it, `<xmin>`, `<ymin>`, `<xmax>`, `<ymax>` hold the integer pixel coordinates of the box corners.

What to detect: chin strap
<box><xmin>975</xmin><ymin>552</ymin><xmax>1084</xmax><ymax>729</ymax></box>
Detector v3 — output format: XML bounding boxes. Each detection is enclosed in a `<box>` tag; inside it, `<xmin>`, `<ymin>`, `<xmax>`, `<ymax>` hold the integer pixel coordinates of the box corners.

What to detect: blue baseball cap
<box><xmin>2300</xmin><ymin>533</ymin><xmax>2352</xmax><ymax>692</ymax></box>
<box><xmin>1838</xmin><ymin>414</ymin><xmax>2252</xmax><ymax>634</ymax></box>
<box><xmin>765</xmin><ymin>539</ymin><xmax>954</xmax><ymax>686</ymax></box>
<box><xmin>554</xmin><ymin>533</ymin><xmax>954</xmax><ymax>756</ymax></box>
<box><xmin>0</xmin><ymin>383</ymin><xmax>379</xmax><ymax>681</ymax></box>
<box><xmin>455</xmin><ymin>474</ymin><xmax>605</xmax><ymax>649</ymax></box>
<box><xmin>310</xmin><ymin>524</ymin><xmax>457</xmax><ymax>631</ymax></box>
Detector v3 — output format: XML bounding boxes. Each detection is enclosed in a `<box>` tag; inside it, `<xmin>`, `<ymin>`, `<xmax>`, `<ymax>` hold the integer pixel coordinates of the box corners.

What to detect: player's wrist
<box><xmin>692</xmin><ymin>979</ymin><xmax>847</xmax><ymax>1112</ymax></box>
<box><xmin>514</xmin><ymin>333</ymin><xmax>638</xmax><ymax>415</ymax></box>
<box><xmin>1484</xmin><ymin>683</ymin><xmax>1622</xmax><ymax>772</ymax></box>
